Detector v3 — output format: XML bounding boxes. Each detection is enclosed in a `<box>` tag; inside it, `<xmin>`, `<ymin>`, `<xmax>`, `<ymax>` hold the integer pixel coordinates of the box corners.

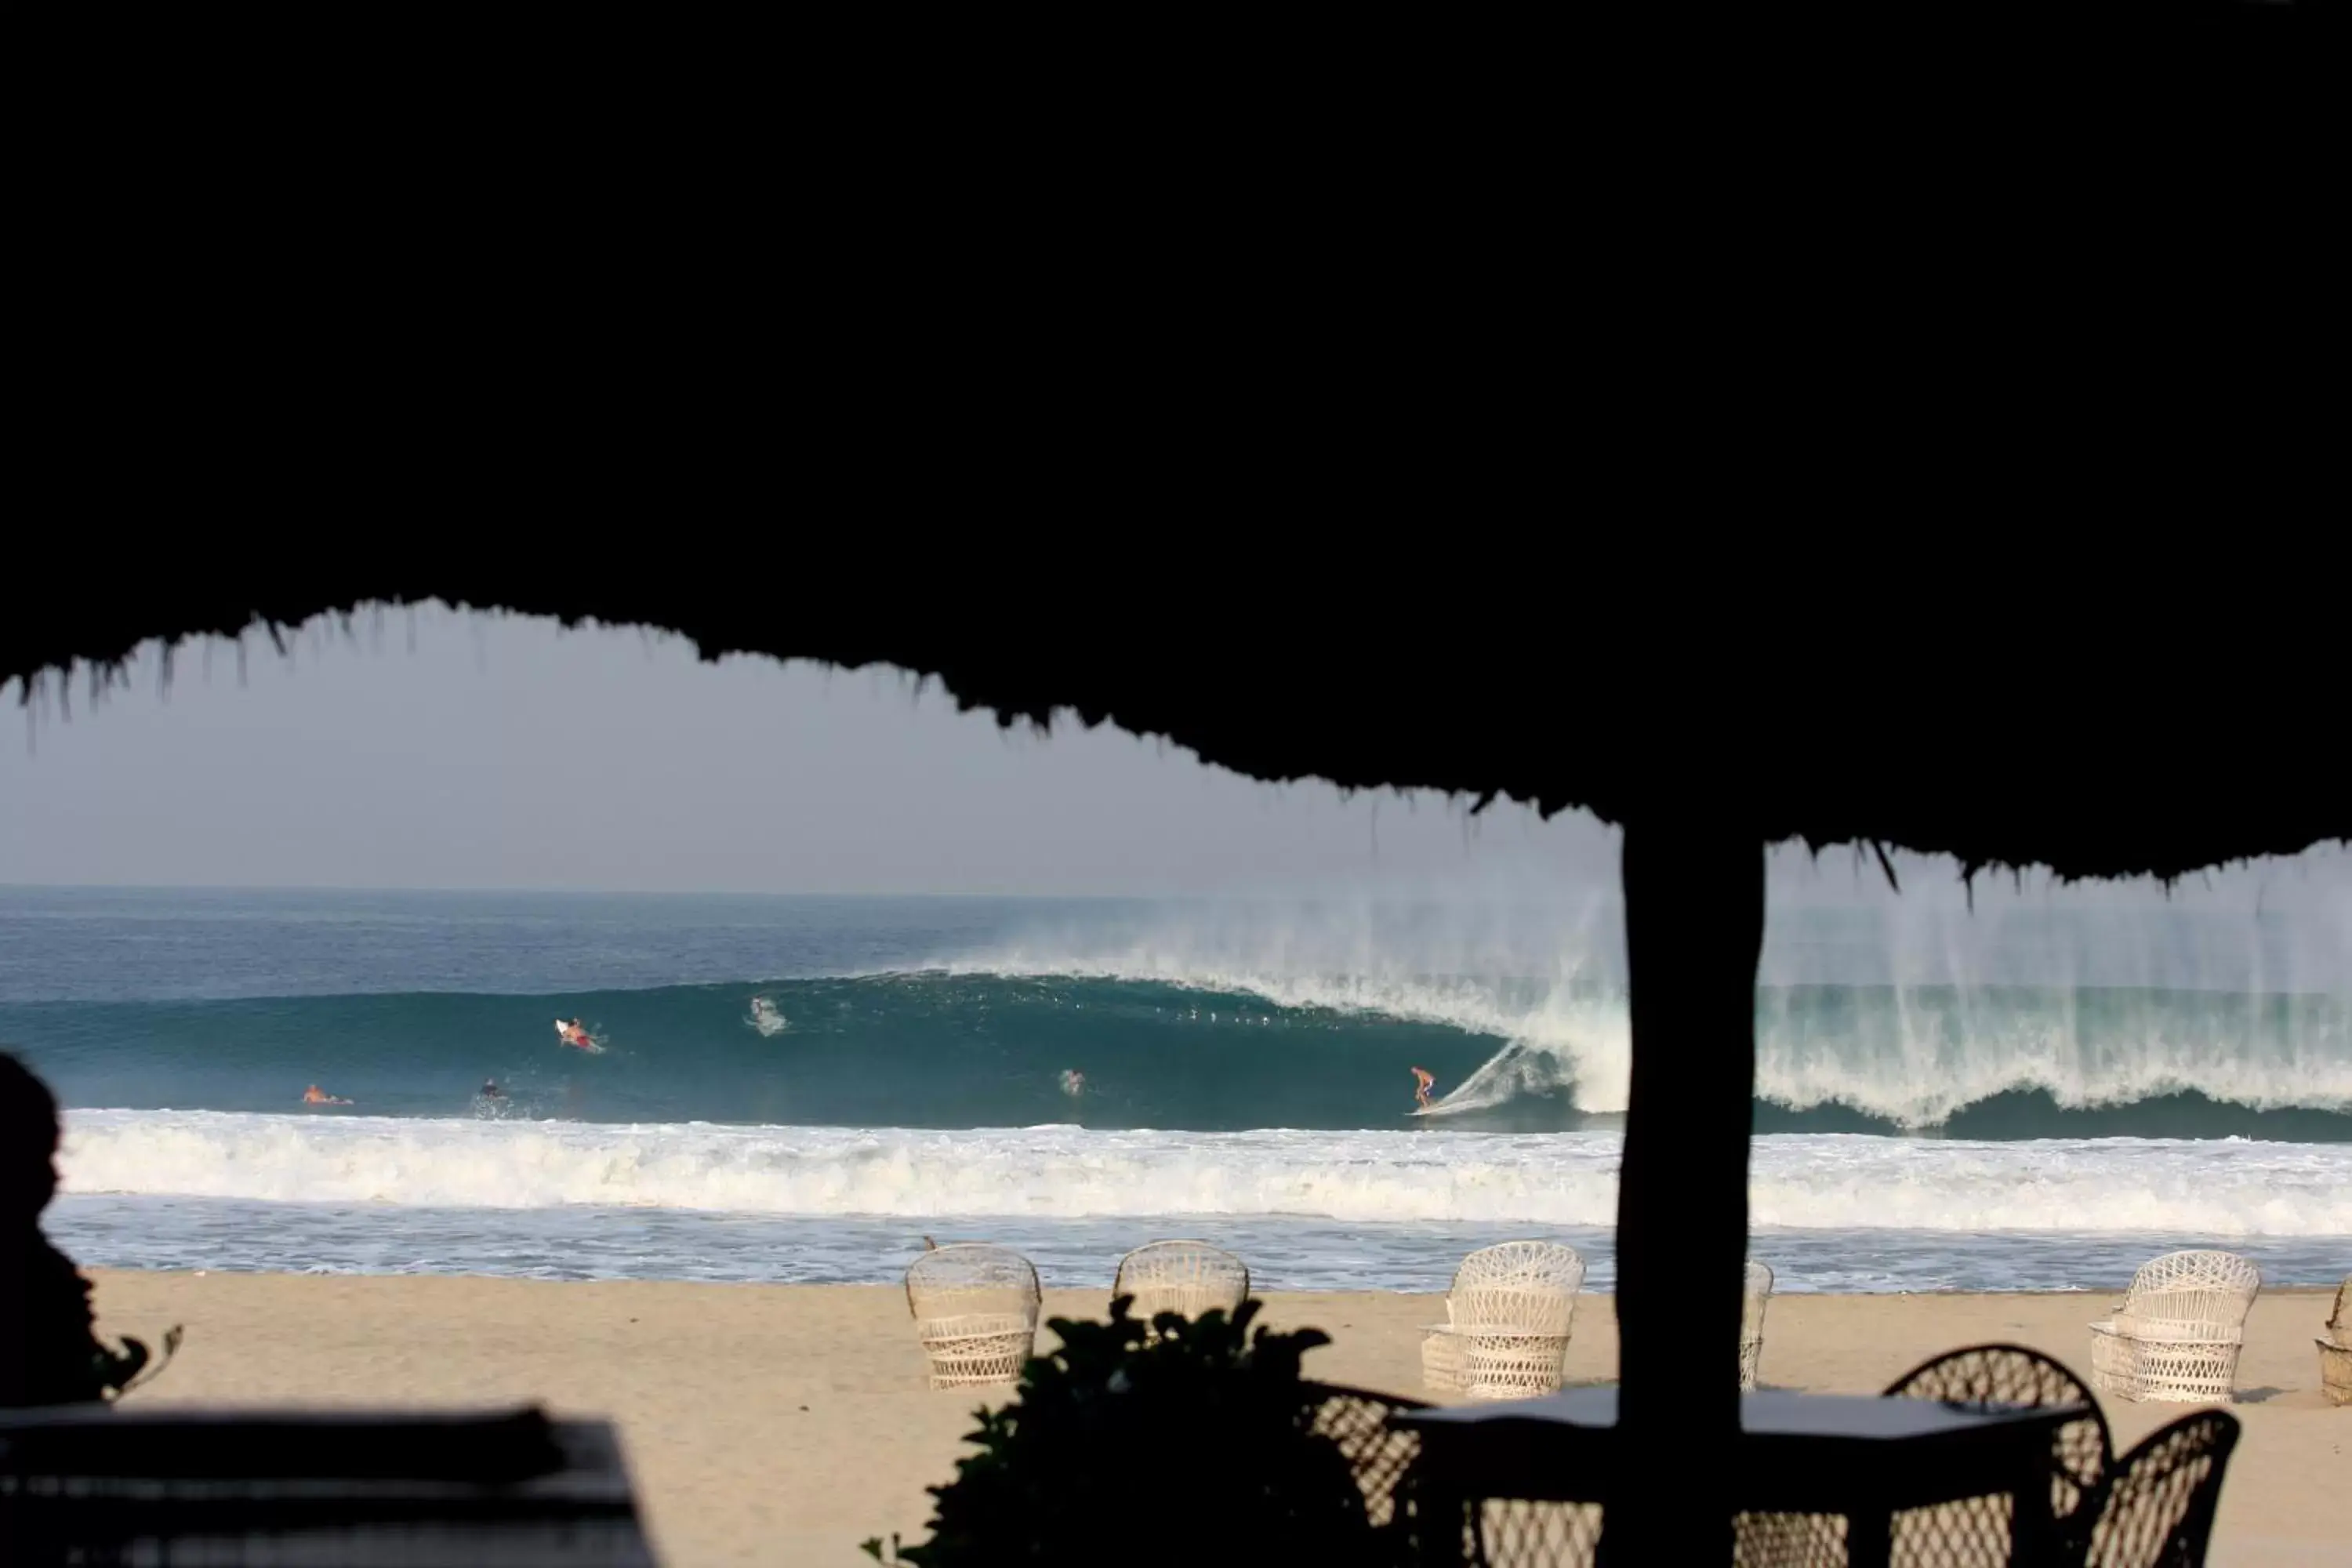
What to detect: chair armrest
<box><xmin>2100</xmin><ymin>1316</ymin><xmax>2242</xmax><ymax>1345</ymax></box>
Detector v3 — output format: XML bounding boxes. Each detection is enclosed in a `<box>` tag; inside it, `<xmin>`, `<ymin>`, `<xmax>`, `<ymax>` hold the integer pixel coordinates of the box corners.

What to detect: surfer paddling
<box><xmin>302</xmin><ymin>1084</ymin><xmax>352</xmax><ymax>1106</ymax></box>
<box><xmin>1410</xmin><ymin>1066</ymin><xmax>1435</xmax><ymax>1112</ymax></box>
<box><xmin>554</xmin><ymin>1018</ymin><xmax>599</xmax><ymax>1053</ymax></box>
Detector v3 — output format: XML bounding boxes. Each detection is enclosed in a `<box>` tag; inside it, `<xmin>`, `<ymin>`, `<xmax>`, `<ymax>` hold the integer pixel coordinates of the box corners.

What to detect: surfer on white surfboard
<box><xmin>1411</xmin><ymin>1065</ymin><xmax>1435</xmax><ymax>1112</ymax></box>
<box><xmin>555</xmin><ymin>1017</ymin><xmax>601</xmax><ymax>1053</ymax></box>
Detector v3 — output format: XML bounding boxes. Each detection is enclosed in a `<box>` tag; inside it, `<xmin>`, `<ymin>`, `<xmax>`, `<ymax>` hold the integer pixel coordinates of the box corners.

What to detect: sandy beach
<box><xmin>84</xmin><ymin>1269</ymin><xmax>2346</xmax><ymax>1566</ymax></box>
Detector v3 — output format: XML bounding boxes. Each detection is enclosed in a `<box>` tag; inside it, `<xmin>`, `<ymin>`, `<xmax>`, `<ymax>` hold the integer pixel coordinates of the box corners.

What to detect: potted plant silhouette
<box><xmin>866</xmin><ymin>1297</ymin><xmax>1385</xmax><ymax>1566</ymax></box>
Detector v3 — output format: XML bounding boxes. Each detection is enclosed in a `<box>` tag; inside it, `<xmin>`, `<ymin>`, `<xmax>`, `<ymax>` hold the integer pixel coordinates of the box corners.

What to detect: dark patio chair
<box><xmin>1305</xmin><ymin>1382</ymin><xmax>1424</xmax><ymax>1533</ymax></box>
<box><xmin>1882</xmin><ymin>1342</ymin><xmax>2114</xmax><ymax>1564</ymax></box>
<box><xmin>1303</xmin><ymin>1381</ymin><xmax>1432</xmax><ymax>1566</ymax></box>
<box><xmin>1726</xmin><ymin>1344</ymin><xmax>2113</xmax><ymax>1567</ymax></box>
<box><xmin>2081</xmin><ymin>1410</ymin><xmax>2239</xmax><ymax>1568</ymax></box>
<box><xmin>1731</xmin><ymin>1508</ymin><xmax>1846</xmax><ymax>1566</ymax></box>
<box><xmin>1471</xmin><ymin>1497</ymin><xmax>1605</xmax><ymax>1567</ymax></box>
<box><xmin>1332</xmin><ymin>1381</ymin><xmax>1601</xmax><ymax>1568</ymax></box>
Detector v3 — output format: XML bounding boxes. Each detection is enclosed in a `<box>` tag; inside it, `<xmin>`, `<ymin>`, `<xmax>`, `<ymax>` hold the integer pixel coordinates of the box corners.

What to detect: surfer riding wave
<box><xmin>1410</xmin><ymin>1066</ymin><xmax>1435</xmax><ymax>1112</ymax></box>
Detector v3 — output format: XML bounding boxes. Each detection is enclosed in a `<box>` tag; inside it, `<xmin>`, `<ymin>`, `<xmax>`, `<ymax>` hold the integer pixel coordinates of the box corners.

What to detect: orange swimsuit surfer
<box><xmin>1410</xmin><ymin>1066</ymin><xmax>1435</xmax><ymax>1111</ymax></box>
<box><xmin>302</xmin><ymin>1084</ymin><xmax>352</xmax><ymax>1105</ymax></box>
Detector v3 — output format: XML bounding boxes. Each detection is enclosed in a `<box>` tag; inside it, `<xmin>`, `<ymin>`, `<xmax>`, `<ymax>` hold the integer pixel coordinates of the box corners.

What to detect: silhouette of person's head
<box><xmin>2</xmin><ymin>1051</ymin><xmax>63</xmax><ymax>1223</ymax></box>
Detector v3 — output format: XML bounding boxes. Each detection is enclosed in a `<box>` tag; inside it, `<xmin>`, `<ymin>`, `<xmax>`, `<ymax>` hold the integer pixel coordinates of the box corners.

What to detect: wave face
<box><xmin>10</xmin><ymin>971</ymin><xmax>2350</xmax><ymax>1136</ymax></box>
<box><xmin>58</xmin><ymin>1111</ymin><xmax>2352</xmax><ymax>1236</ymax></box>
<box><xmin>5</xmin><ymin>882</ymin><xmax>2349</xmax><ymax>1138</ymax></box>
<box><xmin>9</xmin><ymin>975</ymin><xmax>1497</xmax><ymax>1131</ymax></box>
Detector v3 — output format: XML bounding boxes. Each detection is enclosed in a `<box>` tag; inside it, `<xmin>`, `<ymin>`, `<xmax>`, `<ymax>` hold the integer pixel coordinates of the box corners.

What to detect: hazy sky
<box><xmin>5</xmin><ymin>606</ymin><xmax>2346</xmax><ymax>915</ymax></box>
<box><xmin>0</xmin><ymin>608</ymin><xmax>1627</xmax><ymax>896</ymax></box>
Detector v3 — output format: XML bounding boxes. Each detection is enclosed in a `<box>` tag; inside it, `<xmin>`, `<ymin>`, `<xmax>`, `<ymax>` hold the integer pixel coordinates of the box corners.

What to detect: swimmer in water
<box><xmin>1410</xmin><ymin>1066</ymin><xmax>1435</xmax><ymax>1111</ymax></box>
<box><xmin>480</xmin><ymin>1079</ymin><xmax>506</xmax><ymax>1100</ymax></box>
<box><xmin>302</xmin><ymin>1084</ymin><xmax>353</xmax><ymax>1106</ymax></box>
<box><xmin>1060</xmin><ymin>1069</ymin><xmax>1085</xmax><ymax>1096</ymax></box>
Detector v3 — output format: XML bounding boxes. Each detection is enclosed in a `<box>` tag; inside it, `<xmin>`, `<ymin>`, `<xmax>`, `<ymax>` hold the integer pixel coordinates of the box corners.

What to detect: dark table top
<box><xmin>2</xmin><ymin>1404</ymin><xmax>658</xmax><ymax>1566</ymax></box>
<box><xmin>1393</xmin><ymin>1388</ymin><xmax>2085</xmax><ymax>1515</ymax></box>
<box><xmin>1396</xmin><ymin>1388</ymin><xmax>2080</xmax><ymax>1441</ymax></box>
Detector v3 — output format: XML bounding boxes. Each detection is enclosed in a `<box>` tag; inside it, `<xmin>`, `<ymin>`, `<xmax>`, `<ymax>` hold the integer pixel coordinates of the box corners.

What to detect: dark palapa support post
<box><xmin>1600</xmin><ymin>821</ymin><xmax>1765</xmax><ymax>1563</ymax></box>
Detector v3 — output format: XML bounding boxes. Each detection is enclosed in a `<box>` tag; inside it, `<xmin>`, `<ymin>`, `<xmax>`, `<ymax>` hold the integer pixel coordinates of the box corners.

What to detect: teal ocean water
<box><xmin>7</xmin><ymin>886</ymin><xmax>2347</xmax><ymax>1290</ymax></box>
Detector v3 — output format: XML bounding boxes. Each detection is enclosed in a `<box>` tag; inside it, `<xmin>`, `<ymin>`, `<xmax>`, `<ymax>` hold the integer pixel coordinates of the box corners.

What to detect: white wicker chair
<box><xmin>2317</xmin><ymin>1274</ymin><xmax>2350</xmax><ymax>1407</ymax></box>
<box><xmin>1112</xmin><ymin>1240</ymin><xmax>1250</xmax><ymax>1322</ymax></box>
<box><xmin>1419</xmin><ymin>1241</ymin><xmax>1584</xmax><ymax>1400</ymax></box>
<box><xmin>906</xmin><ymin>1243</ymin><xmax>1041</xmax><ymax>1390</ymax></box>
<box><xmin>2088</xmin><ymin>1249</ymin><xmax>2262</xmax><ymax>1403</ymax></box>
<box><xmin>1739</xmin><ymin>1260</ymin><xmax>1774</xmax><ymax>1391</ymax></box>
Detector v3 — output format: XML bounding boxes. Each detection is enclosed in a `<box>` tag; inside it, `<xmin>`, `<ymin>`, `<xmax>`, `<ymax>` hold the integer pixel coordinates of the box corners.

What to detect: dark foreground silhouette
<box><xmin>2</xmin><ymin>1051</ymin><xmax>171</xmax><ymax>1406</ymax></box>
<box><xmin>868</xmin><ymin>1298</ymin><xmax>1410</xmax><ymax>1567</ymax></box>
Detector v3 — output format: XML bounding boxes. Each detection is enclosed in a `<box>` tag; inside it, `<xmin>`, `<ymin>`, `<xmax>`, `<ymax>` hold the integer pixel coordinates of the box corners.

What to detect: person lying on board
<box><xmin>302</xmin><ymin>1083</ymin><xmax>353</xmax><ymax>1105</ymax></box>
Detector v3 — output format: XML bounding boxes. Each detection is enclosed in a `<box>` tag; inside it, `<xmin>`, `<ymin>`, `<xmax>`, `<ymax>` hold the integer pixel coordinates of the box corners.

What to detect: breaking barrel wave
<box><xmin>15</xmin><ymin>970</ymin><xmax>2352</xmax><ymax>1138</ymax></box>
<box><xmin>8</xmin><ymin>886</ymin><xmax>2349</xmax><ymax>1243</ymax></box>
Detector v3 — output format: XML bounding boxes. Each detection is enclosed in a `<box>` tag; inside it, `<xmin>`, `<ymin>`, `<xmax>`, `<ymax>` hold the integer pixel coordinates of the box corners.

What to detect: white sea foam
<box><xmin>948</xmin><ymin>947</ymin><xmax>1635</xmax><ymax>1113</ymax></box>
<box><xmin>59</xmin><ymin>1110</ymin><xmax>2352</xmax><ymax>1236</ymax></box>
<box><xmin>949</xmin><ymin>890</ymin><xmax>2352</xmax><ymax>1125</ymax></box>
<box><xmin>945</xmin><ymin>953</ymin><xmax>2352</xmax><ymax>1125</ymax></box>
